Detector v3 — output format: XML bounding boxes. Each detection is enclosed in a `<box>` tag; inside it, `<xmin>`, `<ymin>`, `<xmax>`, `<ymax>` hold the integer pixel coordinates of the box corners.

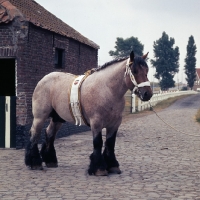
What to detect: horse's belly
<box><xmin>56</xmin><ymin>107</ymin><xmax>75</xmax><ymax>124</ymax></box>
<box><xmin>50</xmin><ymin>73</ymin><xmax>76</xmax><ymax>124</ymax></box>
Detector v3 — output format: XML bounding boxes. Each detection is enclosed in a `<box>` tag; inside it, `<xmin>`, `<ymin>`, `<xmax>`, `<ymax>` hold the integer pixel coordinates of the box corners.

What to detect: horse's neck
<box><xmin>100</xmin><ymin>60</ymin><xmax>128</xmax><ymax>98</ymax></box>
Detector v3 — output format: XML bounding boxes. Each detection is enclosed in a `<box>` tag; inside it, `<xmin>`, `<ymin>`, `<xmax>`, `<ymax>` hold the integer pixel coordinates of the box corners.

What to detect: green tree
<box><xmin>109</xmin><ymin>37</ymin><xmax>143</xmax><ymax>58</ymax></box>
<box><xmin>151</xmin><ymin>32</ymin><xmax>179</xmax><ymax>91</ymax></box>
<box><xmin>184</xmin><ymin>35</ymin><xmax>197</xmax><ymax>90</ymax></box>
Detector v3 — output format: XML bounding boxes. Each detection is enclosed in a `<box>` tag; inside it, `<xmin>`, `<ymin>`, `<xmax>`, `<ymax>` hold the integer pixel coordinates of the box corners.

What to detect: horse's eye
<box><xmin>132</xmin><ymin>64</ymin><xmax>138</xmax><ymax>74</ymax></box>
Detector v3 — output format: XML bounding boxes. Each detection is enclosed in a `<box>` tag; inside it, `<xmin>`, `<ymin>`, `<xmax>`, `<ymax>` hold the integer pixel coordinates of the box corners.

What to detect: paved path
<box><xmin>0</xmin><ymin>93</ymin><xmax>200</xmax><ymax>200</ymax></box>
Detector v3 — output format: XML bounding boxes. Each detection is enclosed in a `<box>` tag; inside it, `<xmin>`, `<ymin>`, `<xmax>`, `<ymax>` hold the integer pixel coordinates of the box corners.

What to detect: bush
<box><xmin>195</xmin><ymin>109</ymin><xmax>200</xmax><ymax>123</ymax></box>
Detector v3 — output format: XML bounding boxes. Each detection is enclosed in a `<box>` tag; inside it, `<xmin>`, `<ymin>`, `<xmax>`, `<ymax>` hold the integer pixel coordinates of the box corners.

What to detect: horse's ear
<box><xmin>130</xmin><ymin>51</ymin><xmax>134</xmax><ymax>62</ymax></box>
<box><xmin>142</xmin><ymin>52</ymin><xmax>149</xmax><ymax>60</ymax></box>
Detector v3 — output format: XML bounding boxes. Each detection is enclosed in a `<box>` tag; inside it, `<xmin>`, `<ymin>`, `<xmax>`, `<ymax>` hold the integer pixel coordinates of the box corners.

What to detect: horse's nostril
<box><xmin>144</xmin><ymin>91</ymin><xmax>148</xmax><ymax>97</ymax></box>
<box><xmin>142</xmin><ymin>91</ymin><xmax>152</xmax><ymax>101</ymax></box>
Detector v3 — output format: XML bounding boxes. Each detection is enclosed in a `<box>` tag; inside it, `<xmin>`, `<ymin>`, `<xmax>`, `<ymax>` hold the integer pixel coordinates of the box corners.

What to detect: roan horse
<box><xmin>25</xmin><ymin>51</ymin><xmax>153</xmax><ymax>175</ymax></box>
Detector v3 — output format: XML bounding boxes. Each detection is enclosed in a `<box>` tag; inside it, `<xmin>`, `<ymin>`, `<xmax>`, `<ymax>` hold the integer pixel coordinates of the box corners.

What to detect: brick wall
<box><xmin>0</xmin><ymin>19</ymin><xmax>98</xmax><ymax>148</ymax></box>
<box><xmin>16</xmin><ymin>23</ymin><xmax>98</xmax><ymax>125</ymax></box>
<box><xmin>0</xmin><ymin>19</ymin><xmax>27</xmax><ymax>57</ymax></box>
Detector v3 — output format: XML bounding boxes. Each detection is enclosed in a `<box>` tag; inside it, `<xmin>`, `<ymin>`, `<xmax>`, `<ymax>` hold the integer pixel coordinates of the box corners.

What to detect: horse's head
<box><xmin>125</xmin><ymin>51</ymin><xmax>153</xmax><ymax>101</ymax></box>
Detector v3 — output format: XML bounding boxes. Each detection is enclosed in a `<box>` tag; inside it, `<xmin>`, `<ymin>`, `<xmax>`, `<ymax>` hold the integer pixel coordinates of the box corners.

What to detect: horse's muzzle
<box><xmin>137</xmin><ymin>87</ymin><xmax>153</xmax><ymax>101</ymax></box>
<box><xmin>142</xmin><ymin>91</ymin><xmax>153</xmax><ymax>101</ymax></box>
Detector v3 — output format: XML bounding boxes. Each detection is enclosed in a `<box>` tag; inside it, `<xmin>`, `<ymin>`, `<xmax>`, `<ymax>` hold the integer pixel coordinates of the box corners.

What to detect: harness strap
<box><xmin>138</xmin><ymin>81</ymin><xmax>151</xmax><ymax>88</ymax></box>
<box><xmin>69</xmin><ymin>73</ymin><xmax>90</xmax><ymax>127</ymax></box>
<box><xmin>125</xmin><ymin>58</ymin><xmax>150</xmax><ymax>92</ymax></box>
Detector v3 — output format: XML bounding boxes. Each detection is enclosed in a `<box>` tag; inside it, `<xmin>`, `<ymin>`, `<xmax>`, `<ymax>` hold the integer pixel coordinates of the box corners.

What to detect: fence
<box><xmin>123</xmin><ymin>90</ymin><xmax>132</xmax><ymax>115</ymax></box>
<box><xmin>131</xmin><ymin>90</ymin><xmax>198</xmax><ymax>113</ymax></box>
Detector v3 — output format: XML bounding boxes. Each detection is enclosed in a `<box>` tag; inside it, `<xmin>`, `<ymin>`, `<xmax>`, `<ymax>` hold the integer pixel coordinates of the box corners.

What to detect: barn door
<box><xmin>0</xmin><ymin>59</ymin><xmax>16</xmax><ymax>148</ymax></box>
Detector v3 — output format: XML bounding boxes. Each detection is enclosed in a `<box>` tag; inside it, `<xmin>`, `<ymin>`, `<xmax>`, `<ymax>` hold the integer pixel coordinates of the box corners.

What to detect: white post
<box><xmin>5</xmin><ymin>96</ymin><xmax>10</xmax><ymax>148</ymax></box>
<box><xmin>138</xmin><ymin>99</ymin><xmax>141</xmax><ymax>111</ymax></box>
<box><xmin>132</xmin><ymin>94</ymin><xmax>136</xmax><ymax>113</ymax></box>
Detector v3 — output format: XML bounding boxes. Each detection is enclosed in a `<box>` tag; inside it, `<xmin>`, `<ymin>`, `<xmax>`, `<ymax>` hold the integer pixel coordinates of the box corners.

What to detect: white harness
<box><xmin>124</xmin><ymin>58</ymin><xmax>151</xmax><ymax>92</ymax></box>
<box><xmin>70</xmin><ymin>75</ymin><xmax>86</xmax><ymax>126</ymax></box>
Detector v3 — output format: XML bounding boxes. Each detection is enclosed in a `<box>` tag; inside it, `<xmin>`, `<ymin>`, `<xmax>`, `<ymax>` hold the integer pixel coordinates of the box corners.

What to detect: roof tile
<box><xmin>0</xmin><ymin>0</ymin><xmax>99</xmax><ymax>49</ymax></box>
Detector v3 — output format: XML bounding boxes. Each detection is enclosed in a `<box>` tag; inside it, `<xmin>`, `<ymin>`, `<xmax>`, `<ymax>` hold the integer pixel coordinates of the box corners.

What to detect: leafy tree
<box><xmin>109</xmin><ymin>37</ymin><xmax>143</xmax><ymax>58</ymax></box>
<box><xmin>151</xmin><ymin>32</ymin><xmax>179</xmax><ymax>91</ymax></box>
<box><xmin>184</xmin><ymin>35</ymin><xmax>197</xmax><ymax>90</ymax></box>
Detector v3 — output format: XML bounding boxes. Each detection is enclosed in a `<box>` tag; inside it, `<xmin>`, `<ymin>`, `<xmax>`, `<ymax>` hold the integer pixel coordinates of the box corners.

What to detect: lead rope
<box><xmin>148</xmin><ymin>101</ymin><xmax>200</xmax><ymax>137</ymax></box>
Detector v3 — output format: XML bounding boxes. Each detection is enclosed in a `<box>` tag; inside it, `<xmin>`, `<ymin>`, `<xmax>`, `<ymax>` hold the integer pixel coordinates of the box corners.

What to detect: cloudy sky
<box><xmin>36</xmin><ymin>0</ymin><xmax>200</xmax><ymax>83</ymax></box>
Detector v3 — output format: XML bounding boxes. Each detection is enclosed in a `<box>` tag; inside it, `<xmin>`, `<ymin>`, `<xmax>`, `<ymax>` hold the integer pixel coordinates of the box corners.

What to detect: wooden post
<box><xmin>132</xmin><ymin>94</ymin><xmax>136</xmax><ymax>113</ymax></box>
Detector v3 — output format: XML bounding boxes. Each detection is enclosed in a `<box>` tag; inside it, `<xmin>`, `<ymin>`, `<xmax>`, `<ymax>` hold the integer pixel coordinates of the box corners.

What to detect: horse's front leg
<box><xmin>88</xmin><ymin>127</ymin><xmax>107</xmax><ymax>176</ymax></box>
<box><xmin>103</xmin><ymin>127</ymin><xmax>121</xmax><ymax>174</ymax></box>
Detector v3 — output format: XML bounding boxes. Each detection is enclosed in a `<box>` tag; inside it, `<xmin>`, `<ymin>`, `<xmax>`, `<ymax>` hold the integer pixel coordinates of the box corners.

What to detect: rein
<box><xmin>149</xmin><ymin>101</ymin><xmax>200</xmax><ymax>137</ymax></box>
<box><xmin>125</xmin><ymin>58</ymin><xmax>150</xmax><ymax>92</ymax></box>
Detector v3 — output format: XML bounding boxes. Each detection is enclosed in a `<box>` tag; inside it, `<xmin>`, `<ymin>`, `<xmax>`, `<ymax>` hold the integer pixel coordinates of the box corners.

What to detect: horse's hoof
<box><xmin>45</xmin><ymin>163</ymin><xmax>58</xmax><ymax>168</ymax></box>
<box><xmin>108</xmin><ymin>167</ymin><xmax>121</xmax><ymax>174</ymax></box>
<box><xmin>30</xmin><ymin>165</ymin><xmax>43</xmax><ymax>170</ymax></box>
<box><xmin>95</xmin><ymin>169</ymin><xmax>108</xmax><ymax>176</ymax></box>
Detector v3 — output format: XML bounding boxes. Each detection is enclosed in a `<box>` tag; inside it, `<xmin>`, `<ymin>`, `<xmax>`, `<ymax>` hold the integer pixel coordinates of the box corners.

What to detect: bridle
<box><xmin>124</xmin><ymin>58</ymin><xmax>151</xmax><ymax>94</ymax></box>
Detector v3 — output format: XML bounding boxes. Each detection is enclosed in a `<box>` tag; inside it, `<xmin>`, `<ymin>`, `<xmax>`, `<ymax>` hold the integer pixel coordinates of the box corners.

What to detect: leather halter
<box><xmin>124</xmin><ymin>58</ymin><xmax>150</xmax><ymax>92</ymax></box>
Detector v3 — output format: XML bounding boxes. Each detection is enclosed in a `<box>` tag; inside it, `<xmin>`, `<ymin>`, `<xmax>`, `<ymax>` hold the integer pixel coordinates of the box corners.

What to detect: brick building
<box><xmin>0</xmin><ymin>0</ymin><xmax>99</xmax><ymax>148</ymax></box>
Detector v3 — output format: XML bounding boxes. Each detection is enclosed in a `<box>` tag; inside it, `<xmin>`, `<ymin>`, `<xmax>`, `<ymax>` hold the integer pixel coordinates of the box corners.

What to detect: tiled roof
<box><xmin>196</xmin><ymin>68</ymin><xmax>200</xmax><ymax>80</ymax></box>
<box><xmin>0</xmin><ymin>0</ymin><xmax>99</xmax><ymax>49</ymax></box>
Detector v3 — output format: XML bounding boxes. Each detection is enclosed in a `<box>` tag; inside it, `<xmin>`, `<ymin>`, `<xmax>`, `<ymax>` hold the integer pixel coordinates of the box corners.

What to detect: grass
<box><xmin>195</xmin><ymin>109</ymin><xmax>200</xmax><ymax>123</ymax></box>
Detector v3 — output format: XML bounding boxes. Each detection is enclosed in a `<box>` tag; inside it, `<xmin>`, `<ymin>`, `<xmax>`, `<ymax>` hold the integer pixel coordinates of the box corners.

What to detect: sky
<box><xmin>36</xmin><ymin>0</ymin><xmax>200</xmax><ymax>83</ymax></box>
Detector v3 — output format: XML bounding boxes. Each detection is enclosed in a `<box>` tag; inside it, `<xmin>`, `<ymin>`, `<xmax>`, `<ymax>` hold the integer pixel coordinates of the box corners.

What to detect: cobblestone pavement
<box><xmin>0</xmin><ymin>93</ymin><xmax>200</xmax><ymax>200</ymax></box>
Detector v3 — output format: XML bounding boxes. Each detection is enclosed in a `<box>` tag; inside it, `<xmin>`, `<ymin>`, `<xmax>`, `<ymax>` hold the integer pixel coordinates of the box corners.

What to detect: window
<box><xmin>55</xmin><ymin>48</ymin><xmax>64</xmax><ymax>68</ymax></box>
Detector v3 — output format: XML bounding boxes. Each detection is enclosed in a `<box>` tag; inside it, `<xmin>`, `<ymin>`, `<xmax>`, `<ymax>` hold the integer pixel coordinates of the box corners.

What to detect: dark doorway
<box><xmin>0</xmin><ymin>59</ymin><xmax>16</xmax><ymax>148</ymax></box>
<box><xmin>0</xmin><ymin>59</ymin><xmax>15</xmax><ymax>96</ymax></box>
<box><xmin>0</xmin><ymin>96</ymin><xmax>5</xmax><ymax>147</ymax></box>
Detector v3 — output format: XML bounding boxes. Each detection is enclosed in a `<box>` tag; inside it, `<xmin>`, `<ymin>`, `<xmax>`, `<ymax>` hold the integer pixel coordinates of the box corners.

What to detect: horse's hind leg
<box><xmin>25</xmin><ymin>117</ymin><xmax>46</xmax><ymax>170</ymax></box>
<box><xmin>40</xmin><ymin>119</ymin><xmax>62</xmax><ymax>167</ymax></box>
<box><xmin>103</xmin><ymin>127</ymin><xmax>121</xmax><ymax>174</ymax></box>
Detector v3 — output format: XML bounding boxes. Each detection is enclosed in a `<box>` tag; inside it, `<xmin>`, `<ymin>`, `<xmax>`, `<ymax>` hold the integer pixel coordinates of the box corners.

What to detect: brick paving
<box><xmin>0</xmin><ymin>93</ymin><xmax>200</xmax><ymax>200</ymax></box>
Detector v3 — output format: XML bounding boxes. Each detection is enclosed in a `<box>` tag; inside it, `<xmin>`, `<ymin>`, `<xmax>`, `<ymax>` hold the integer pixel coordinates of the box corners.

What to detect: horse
<box><xmin>25</xmin><ymin>51</ymin><xmax>153</xmax><ymax>176</ymax></box>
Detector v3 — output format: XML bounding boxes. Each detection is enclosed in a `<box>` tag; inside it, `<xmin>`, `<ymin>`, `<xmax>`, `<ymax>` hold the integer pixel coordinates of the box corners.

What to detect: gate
<box><xmin>0</xmin><ymin>96</ymin><xmax>16</xmax><ymax>148</ymax></box>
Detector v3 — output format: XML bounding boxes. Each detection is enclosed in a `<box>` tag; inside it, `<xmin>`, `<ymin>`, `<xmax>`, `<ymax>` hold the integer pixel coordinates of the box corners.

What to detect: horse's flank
<box><xmin>32</xmin><ymin>72</ymin><xmax>75</xmax><ymax>124</ymax></box>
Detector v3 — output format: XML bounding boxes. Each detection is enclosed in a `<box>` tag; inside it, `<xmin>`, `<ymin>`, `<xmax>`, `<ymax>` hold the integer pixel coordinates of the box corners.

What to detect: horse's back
<box><xmin>32</xmin><ymin>72</ymin><xmax>76</xmax><ymax>123</ymax></box>
<box><xmin>33</xmin><ymin>72</ymin><xmax>75</xmax><ymax>100</ymax></box>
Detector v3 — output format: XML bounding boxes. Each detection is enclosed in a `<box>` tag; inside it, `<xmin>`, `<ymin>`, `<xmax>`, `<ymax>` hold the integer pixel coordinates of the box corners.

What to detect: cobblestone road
<box><xmin>0</xmin><ymin>93</ymin><xmax>200</xmax><ymax>200</ymax></box>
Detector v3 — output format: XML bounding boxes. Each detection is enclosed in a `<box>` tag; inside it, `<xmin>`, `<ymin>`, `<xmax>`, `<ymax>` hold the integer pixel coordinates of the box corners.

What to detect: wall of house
<box><xmin>193</xmin><ymin>84</ymin><xmax>200</xmax><ymax>91</ymax></box>
<box><xmin>0</xmin><ymin>19</ymin><xmax>98</xmax><ymax>148</ymax></box>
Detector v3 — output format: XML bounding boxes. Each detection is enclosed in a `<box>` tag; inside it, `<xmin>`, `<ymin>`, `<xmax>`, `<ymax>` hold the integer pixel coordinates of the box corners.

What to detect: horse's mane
<box><xmin>95</xmin><ymin>57</ymin><xmax>128</xmax><ymax>72</ymax></box>
<box><xmin>91</xmin><ymin>55</ymin><xmax>148</xmax><ymax>73</ymax></box>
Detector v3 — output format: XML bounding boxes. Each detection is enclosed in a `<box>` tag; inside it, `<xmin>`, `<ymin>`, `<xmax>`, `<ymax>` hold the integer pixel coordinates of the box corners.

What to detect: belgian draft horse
<box><xmin>25</xmin><ymin>51</ymin><xmax>153</xmax><ymax>176</ymax></box>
